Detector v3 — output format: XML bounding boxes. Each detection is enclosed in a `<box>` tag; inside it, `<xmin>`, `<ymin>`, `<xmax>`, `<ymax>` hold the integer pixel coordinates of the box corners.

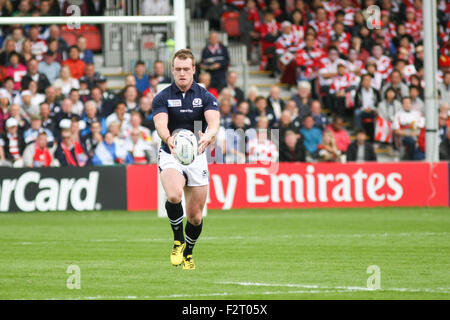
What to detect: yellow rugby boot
<box><xmin>182</xmin><ymin>255</ymin><xmax>195</xmax><ymax>270</ymax></box>
<box><xmin>170</xmin><ymin>241</ymin><xmax>186</xmax><ymax>266</ymax></box>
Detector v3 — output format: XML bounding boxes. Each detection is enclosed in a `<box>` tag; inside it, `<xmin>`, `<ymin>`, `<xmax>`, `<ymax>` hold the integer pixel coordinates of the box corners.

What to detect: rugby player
<box><xmin>152</xmin><ymin>49</ymin><xmax>220</xmax><ymax>270</ymax></box>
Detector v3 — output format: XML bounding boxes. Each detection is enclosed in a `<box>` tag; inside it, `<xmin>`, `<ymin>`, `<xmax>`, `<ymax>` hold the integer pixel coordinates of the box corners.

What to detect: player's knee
<box><xmin>188</xmin><ymin>215</ymin><xmax>203</xmax><ymax>226</ymax></box>
<box><xmin>167</xmin><ymin>193</ymin><xmax>183</xmax><ymax>204</ymax></box>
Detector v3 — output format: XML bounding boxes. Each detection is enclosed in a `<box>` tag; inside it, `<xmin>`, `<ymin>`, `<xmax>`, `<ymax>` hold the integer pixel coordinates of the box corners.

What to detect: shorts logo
<box><xmin>168</xmin><ymin>99</ymin><xmax>182</xmax><ymax>107</ymax></box>
<box><xmin>202</xmin><ymin>170</ymin><xmax>208</xmax><ymax>177</ymax></box>
<box><xmin>192</xmin><ymin>98</ymin><xmax>203</xmax><ymax>108</ymax></box>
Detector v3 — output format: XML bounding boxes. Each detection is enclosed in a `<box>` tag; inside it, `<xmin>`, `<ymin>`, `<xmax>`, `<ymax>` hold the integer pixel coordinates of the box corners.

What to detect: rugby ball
<box><xmin>174</xmin><ymin>129</ymin><xmax>197</xmax><ymax>165</ymax></box>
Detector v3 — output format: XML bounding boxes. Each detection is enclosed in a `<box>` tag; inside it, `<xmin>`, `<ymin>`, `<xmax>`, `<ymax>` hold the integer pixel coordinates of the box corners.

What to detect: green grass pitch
<box><xmin>0</xmin><ymin>208</ymin><xmax>449</xmax><ymax>300</ymax></box>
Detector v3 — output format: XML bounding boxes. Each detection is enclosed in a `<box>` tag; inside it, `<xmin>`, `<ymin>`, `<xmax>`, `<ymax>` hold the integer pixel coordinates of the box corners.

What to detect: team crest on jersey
<box><xmin>168</xmin><ymin>99</ymin><xmax>182</xmax><ymax>107</ymax></box>
<box><xmin>192</xmin><ymin>98</ymin><xmax>203</xmax><ymax>107</ymax></box>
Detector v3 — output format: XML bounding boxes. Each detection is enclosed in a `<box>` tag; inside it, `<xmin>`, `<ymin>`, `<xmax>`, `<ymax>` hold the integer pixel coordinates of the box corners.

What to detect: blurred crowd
<box><xmin>196</xmin><ymin>0</ymin><xmax>450</xmax><ymax>162</ymax></box>
<box><xmin>0</xmin><ymin>0</ymin><xmax>449</xmax><ymax>169</ymax></box>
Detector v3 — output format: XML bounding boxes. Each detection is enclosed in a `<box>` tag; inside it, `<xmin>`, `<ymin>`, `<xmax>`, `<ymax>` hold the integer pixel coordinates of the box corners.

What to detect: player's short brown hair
<box><xmin>172</xmin><ymin>49</ymin><xmax>195</xmax><ymax>67</ymax></box>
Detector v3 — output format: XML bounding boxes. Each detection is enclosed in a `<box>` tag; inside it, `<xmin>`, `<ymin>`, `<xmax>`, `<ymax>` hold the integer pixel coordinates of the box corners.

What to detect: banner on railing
<box><xmin>0</xmin><ymin>166</ymin><xmax>127</xmax><ymax>212</ymax></box>
<box><xmin>1</xmin><ymin>162</ymin><xmax>448</xmax><ymax>212</ymax></box>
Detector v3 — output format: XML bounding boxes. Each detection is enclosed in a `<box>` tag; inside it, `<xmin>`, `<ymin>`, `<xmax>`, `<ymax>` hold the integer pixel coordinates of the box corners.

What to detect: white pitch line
<box><xmin>218</xmin><ymin>281</ymin><xmax>450</xmax><ymax>294</ymax></box>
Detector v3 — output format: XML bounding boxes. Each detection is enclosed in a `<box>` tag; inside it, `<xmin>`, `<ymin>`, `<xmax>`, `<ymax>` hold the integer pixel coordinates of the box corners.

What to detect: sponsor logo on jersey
<box><xmin>168</xmin><ymin>99</ymin><xmax>182</xmax><ymax>107</ymax></box>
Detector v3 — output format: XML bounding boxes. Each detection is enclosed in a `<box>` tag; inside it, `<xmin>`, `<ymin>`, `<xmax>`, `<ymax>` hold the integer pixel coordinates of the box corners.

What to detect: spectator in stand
<box><xmin>8</xmin><ymin>103</ymin><xmax>29</xmax><ymax>132</ymax></box>
<box><xmin>236</xmin><ymin>100</ymin><xmax>254</xmax><ymax>128</ymax></box>
<box><xmin>259</xmin><ymin>10</ymin><xmax>280</xmax><ymax>76</ymax></box>
<box><xmin>80</xmin><ymin>63</ymin><xmax>101</xmax><ymax>90</ymax></box>
<box><xmin>370</xmin><ymin>44</ymin><xmax>392</xmax><ymax>81</ymax></box>
<box><xmin>3</xmin><ymin>27</ymin><xmax>25</xmax><ymax>53</ymax></box>
<box><xmin>239</xmin><ymin>0</ymin><xmax>261</xmax><ymax>63</ymax></box>
<box><xmin>226</xmin><ymin>111</ymin><xmax>247</xmax><ymax>164</ymax></box>
<box><xmin>47</xmin><ymin>38</ymin><xmax>66</xmax><ymax>63</ymax></box>
<box><xmin>308</xmin><ymin>7</ymin><xmax>332</xmax><ymax>49</ymax></box>
<box><xmin>247</xmin><ymin>116</ymin><xmax>279</xmax><ymax>164</ymax></box>
<box><xmin>44</xmin><ymin>85</ymin><xmax>61</xmax><ymax>115</ymax></box>
<box><xmin>27</xmin><ymin>80</ymin><xmax>46</xmax><ymax>115</ymax></box>
<box><xmin>21</xmin><ymin>58</ymin><xmax>50</xmax><ymax>93</ymax></box>
<box><xmin>87</xmin><ymin>0</ymin><xmax>106</xmax><ymax>16</ymax></box>
<box><xmin>253</xmin><ymin>95</ymin><xmax>276</xmax><ymax>128</ymax></box>
<box><xmin>6</xmin><ymin>52</ymin><xmax>27</xmax><ymax>90</ymax></box>
<box><xmin>439</xmin><ymin>127</ymin><xmax>450</xmax><ymax>161</ymax></box>
<box><xmin>23</xmin><ymin>114</ymin><xmax>54</xmax><ymax>146</ymax></box>
<box><xmin>68</xmin><ymin>88</ymin><xmax>84</xmax><ymax>116</ymax></box>
<box><xmin>122</xmin><ymin>111</ymin><xmax>152</xmax><ymax>142</ymax></box>
<box><xmin>0</xmin><ymin>117</ymin><xmax>25</xmax><ymax>167</ymax></box>
<box><xmin>53</xmin><ymin>65</ymin><xmax>79</xmax><ymax>97</ymax></box>
<box><xmin>392</xmin><ymin>96</ymin><xmax>424</xmax><ymax>160</ymax></box>
<box><xmin>90</xmin><ymin>86</ymin><xmax>114</xmax><ymax>118</ymax></box>
<box><xmin>23</xmin><ymin>131</ymin><xmax>58</xmax><ymax>167</ymax></box>
<box><xmin>279</xmin><ymin>129</ymin><xmax>306</xmax><ymax>162</ymax></box>
<box><xmin>0</xmin><ymin>39</ymin><xmax>20</xmax><ymax>66</ymax></box>
<box><xmin>106</xmin><ymin>101</ymin><xmax>130</xmax><ymax>131</ymax></box>
<box><xmin>17</xmin><ymin>89</ymin><xmax>39</xmax><ymax>119</ymax></box>
<box><xmin>124</xmin><ymin>127</ymin><xmax>155</xmax><ymax>164</ymax></box>
<box><xmin>62</xmin><ymin>45</ymin><xmax>85</xmax><ymax>80</ymax></box>
<box><xmin>438</xmin><ymin>71</ymin><xmax>450</xmax><ymax>104</ymax></box>
<box><xmin>92</xmin><ymin>131</ymin><xmax>131</xmax><ymax>165</ymax></box>
<box><xmin>80</xmin><ymin>100</ymin><xmax>107</xmax><ymax>137</ymax></box>
<box><xmin>362</xmin><ymin>60</ymin><xmax>383</xmax><ymax>91</ymax></box>
<box><xmin>326</xmin><ymin>115</ymin><xmax>351</xmax><ymax>154</ymax></box>
<box><xmin>55</xmin><ymin>127</ymin><xmax>89</xmax><ymax>167</ymax></box>
<box><xmin>438</xmin><ymin>111</ymin><xmax>448</xmax><ymax>142</ymax></box>
<box><xmin>275</xmin><ymin>20</ymin><xmax>297</xmax><ymax>81</ymax></box>
<box><xmin>54</xmin><ymin>98</ymin><xmax>79</xmax><ymax>134</ymax></box>
<box><xmin>295</xmin><ymin>33</ymin><xmax>326</xmax><ymax>94</ymax></box>
<box><xmin>246</xmin><ymin>85</ymin><xmax>259</xmax><ymax>115</ymax></box>
<box><xmin>410</xmin><ymin>85</ymin><xmax>425</xmax><ymax>115</ymax></box>
<box><xmin>318</xmin><ymin>47</ymin><xmax>346</xmax><ymax>108</ymax></box>
<box><xmin>77</xmin><ymin>35</ymin><xmax>94</xmax><ymax>64</ymax></box>
<box><xmin>225</xmin><ymin>71</ymin><xmax>245</xmax><ymax>105</ymax></box>
<box><xmin>329</xmin><ymin>63</ymin><xmax>359</xmax><ymax>117</ymax></box>
<box><xmin>198</xmin><ymin>72</ymin><xmax>218</xmax><ymax>98</ymax></box>
<box><xmin>277</xmin><ymin>110</ymin><xmax>298</xmax><ymax>142</ymax></box>
<box><xmin>300</xmin><ymin>114</ymin><xmax>322</xmax><ymax>159</ymax></box>
<box><xmin>0</xmin><ymin>77</ymin><xmax>16</xmax><ymax>105</ymax></box>
<box><xmin>346</xmin><ymin>128</ymin><xmax>377</xmax><ymax>162</ymax></box>
<box><xmin>381</xmin><ymin>69</ymin><xmax>410</xmax><ymax>99</ymax></box>
<box><xmin>133</xmin><ymin>60</ymin><xmax>149</xmax><ymax>94</ymax></box>
<box><xmin>377</xmin><ymin>87</ymin><xmax>402</xmax><ymax>124</ymax></box>
<box><xmin>200</xmin><ymin>31</ymin><xmax>230</xmax><ymax>91</ymax></box>
<box><xmin>219</xmin><ymin>97</ymin><xmax>233</xmax><ymax>129</ymax></box>
<box><xmin>47</xmin><ymin>25</ymin><xmax>69</xmax><ymax>58</ymax></box>
<box><xmin>354</xmin><ymin>74</ymin><xmax>381</xmax><ymax>141</ymax></box>
<box><xmin>122</xmin><ymin>85</ymin><xmax>139</xmax><ymax>112</ymax></box>
<box><xmin>310</xmin><ymin>100</ymin><xmax>329</xmax><ymax>131</ymax></box>
<box><xmin>39</xmin><ymin>101</ymin><xmax>55</xmax><ymax>133</ymax></box>
<box><xmin>38</xmin><ymin>50</ymin><xmax>61</xmax><ymax>84</ymax></box>
<box><xmin>329</xmin><ymin>21</ymin><xmax>351</xmax><ymax>57</ymax></box>
<box><xmin>291</xmin><ymin>80</ymin><xmax>312</xmax><ymax>120</ymax></box>
<box><xmin>28</xmin><ymin>25</ymin><xmax>47</xmax><ymax>62</ymax></box>
<box><xmin>138</xmin><ymin>94</ymin><xmax>155</xmax><ymax>132</ymax></box>
<box><xmin>266</xmin><ymin>85</ymin><xmax>284</xmax><ymax>121</ymax></box>
<box><xmin>82</xmin><ymin>119</ymin><xmax>103</xmax><ymax>158</ymax></box>
<box><xmin>317</xmin><ymin>129</ymin><xmax>342</xmax><ymax>162</ymax></box>
<box><xmin>153</xmin><ymin>60</ymin><xmax>170</xmax><ymax>84</ymax></box>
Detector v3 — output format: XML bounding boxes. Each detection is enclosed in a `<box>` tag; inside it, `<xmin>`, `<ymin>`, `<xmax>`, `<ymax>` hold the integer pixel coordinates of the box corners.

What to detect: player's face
<box><xmin>172</xmin><ymin>57</ymin><xmax>195</xmax><ymax>91</ymax></box>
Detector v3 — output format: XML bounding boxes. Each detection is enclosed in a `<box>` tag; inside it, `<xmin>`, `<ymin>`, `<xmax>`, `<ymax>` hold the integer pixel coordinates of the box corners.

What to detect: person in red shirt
<box><xmin>62</xmin><ymin>45</ymin><xmax>85</xmax><ymax>80</ymax></box>
<box><xmin>259</xmin><ymin>10</ymin><xmax>280</xmax><ymax>74</ymax></box>
<box><xmin>308</xmin><ymin>7</ymin><xmax>332</xmax><ymax>49</ymax></box>
<box><xmin>326</xmin><ymin>115</ymin><xmax>351</xmax><ymax>154</ymax></box>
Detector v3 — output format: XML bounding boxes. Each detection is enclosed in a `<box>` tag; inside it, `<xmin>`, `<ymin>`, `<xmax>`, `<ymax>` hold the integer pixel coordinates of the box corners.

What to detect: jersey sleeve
<box><xmin>203</xmin><ymin>90</ymin><xmax>219</xmax><ymax>112</ymax></box>
<box><xmin>151</xmin><ymin>92</ymin><xmax>168</xmax><ymax>117</ymax></box>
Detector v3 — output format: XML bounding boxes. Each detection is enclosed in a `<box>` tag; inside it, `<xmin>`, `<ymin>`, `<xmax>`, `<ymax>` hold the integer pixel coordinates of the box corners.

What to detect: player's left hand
<box><xmin>197</xmin><ymin>131</ymin><xmax>215</xmax><ymax>154</ymax></box>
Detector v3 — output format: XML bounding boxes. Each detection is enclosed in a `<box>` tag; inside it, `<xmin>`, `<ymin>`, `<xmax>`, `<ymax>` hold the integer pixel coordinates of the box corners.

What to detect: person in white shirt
<box><xmin>392</xmin><ymin>96</ymin><xmax>424</xmax><ymax>160</ymax></box>
<box><xmin>140</xmin><ymin>0</ymin><xmax>170</xmax><ymax>15</ymax></box>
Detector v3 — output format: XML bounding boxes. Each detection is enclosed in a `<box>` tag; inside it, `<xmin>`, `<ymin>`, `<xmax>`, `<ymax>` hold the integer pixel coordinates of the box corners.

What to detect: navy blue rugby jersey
<box><xmin>152</xmin><ymin>81</ymin><xmax>219</xmax><ymax>153</ymax></box>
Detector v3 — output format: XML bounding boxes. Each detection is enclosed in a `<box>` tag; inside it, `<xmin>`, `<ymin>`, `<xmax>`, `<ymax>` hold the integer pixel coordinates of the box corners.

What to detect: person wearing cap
<box><xmin>78</xmin><ymin>76</ymin><xmax>91</xmax><ymax>103</ymax></box>
<box><xmin>96</xmin><ymin>75</ymin><xmax>117</xmax><ymax>103</ymax></box>
<box><xmin>0</xmin><ymin>117</ymin><xmax>26</xmax><ymax>167</ymax></box>
<box><xmin>38</xmin><ymin>50</ymin><xmax>61</xmax><ymax>84</ymax></box>
<box><xmin>24</xmin><ymin>114</ymin><xmax>55</xmax><ymax>146</ymax></box>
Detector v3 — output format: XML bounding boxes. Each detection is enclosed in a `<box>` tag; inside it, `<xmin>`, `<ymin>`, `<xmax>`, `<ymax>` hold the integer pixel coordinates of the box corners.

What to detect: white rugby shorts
<box><xmin>158</xmin><ymin>149</ymin><xmax>209</xmax><ymax>187</ymax></box>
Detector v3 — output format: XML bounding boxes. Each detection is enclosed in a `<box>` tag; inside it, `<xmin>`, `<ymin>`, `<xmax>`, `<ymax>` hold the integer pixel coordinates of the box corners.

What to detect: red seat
<box><xmin>60</xmin><ymin>31</ymin><xmax>78</xmax><ymax>46</ymax></box>
<box><xmin>221</xmin><ymin>11</ymin><xmax>240</xmax><ymax>37</ymax></box>
<box><xmin>82</xmin><ymin>31</ymin><xmax>102</xmax><ymax>51</ymax></box>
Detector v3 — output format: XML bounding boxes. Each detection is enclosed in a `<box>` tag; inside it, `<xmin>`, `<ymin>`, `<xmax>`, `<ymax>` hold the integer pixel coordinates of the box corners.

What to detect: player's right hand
<box><xmin>166</xmin><ymin>135</ymin><xmax>176</xmax><ymax>155</ymax></box>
